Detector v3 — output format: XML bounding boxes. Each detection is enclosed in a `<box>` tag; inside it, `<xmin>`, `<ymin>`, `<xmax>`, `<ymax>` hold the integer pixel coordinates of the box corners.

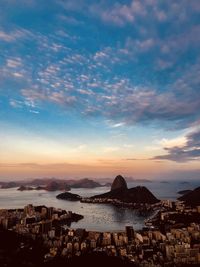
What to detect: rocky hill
<box><xmin>177</xmin><ymin>189</ymin><xmax>192</xmax><ymax>195</ymax></box>
<box><xmin>111</xmin><ymin>175</ymin><xmax>127</xmax><ymax>191</ymax></box>
<box><xmin>91</xmin><ymin>175</ymin><xmax>159</xmax><ymax>204</ymax></box>
<box><xmin>178</xmin><ymin>186</ymin><xmax>200</xmax><ymax>206</ymax></box>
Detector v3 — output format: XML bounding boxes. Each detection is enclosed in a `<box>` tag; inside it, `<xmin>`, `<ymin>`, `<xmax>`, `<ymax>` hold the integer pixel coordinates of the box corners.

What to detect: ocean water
<box><xmin>0</xmin><ymin>180</ymin><xmax>199</xmax><ymax>231</ymax></box>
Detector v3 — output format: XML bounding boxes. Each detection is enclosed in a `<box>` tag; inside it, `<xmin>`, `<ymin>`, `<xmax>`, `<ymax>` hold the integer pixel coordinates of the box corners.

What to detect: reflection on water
<box><xmin>0</xmin><ymin>180</ymin><xmax>199</xmax><ymax>231</ymax></box>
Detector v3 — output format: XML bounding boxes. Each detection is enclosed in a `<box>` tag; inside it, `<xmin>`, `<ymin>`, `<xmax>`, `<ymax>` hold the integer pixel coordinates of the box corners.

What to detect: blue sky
<box><xmin>0</xmin><ymin>0</ymin><xmax>200</xmax><ymax>179</ymax></box>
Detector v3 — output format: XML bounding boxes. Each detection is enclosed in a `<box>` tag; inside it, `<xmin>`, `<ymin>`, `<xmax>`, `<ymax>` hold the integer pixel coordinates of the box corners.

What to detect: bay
<box><xmin>0</xmin><ymin>180</ymin><xmax>199</xmax><ymax>231</ymax></box>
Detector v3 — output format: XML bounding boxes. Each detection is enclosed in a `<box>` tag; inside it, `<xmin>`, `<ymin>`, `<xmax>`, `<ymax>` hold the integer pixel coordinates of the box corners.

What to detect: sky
<box><xmin>0</xmin><ymin>0</ymin><xmax>200</xmax><ymax>180</ymax></box>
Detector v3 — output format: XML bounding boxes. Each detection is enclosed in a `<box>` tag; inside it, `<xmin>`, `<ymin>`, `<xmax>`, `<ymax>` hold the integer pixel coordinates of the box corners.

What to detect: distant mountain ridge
<box><xmin>0</xmin><ymin>178</ymin><xmax>103</xmax><ymax>191</ymax></box>
<box><xmin>69</xmin><ymin>178</ymin><xmax>102</xmax><ymax>188</ymax></box>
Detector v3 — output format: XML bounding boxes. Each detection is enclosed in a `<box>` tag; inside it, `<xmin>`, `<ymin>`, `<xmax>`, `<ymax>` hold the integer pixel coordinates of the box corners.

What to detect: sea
<box><xmin>0</xmin><ymin>180</ymin><xmax>199</xmax><ymax>232</ymax></box>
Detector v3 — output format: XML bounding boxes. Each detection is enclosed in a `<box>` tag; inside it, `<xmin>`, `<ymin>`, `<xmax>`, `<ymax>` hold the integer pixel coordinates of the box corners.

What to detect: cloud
<box><xmin>0</xmin><ymin>31</ymin><xmax>16</xmax><ymax>42</ymax></box>
<box><xmin>90</xmin><ymin>0</ymin><xmax>148</xmax><ymax>26</ymax></box>
<box><xmin>123</xmin><ymin>37</ymin><xmax>156</xmax><ymax>55</ymax></box>
<box><xmin>6</xmin><ymin>58</ymin><xmax>22</xmax><ymax>68</ymax></box>
<box><xmin>12</xmin><ymin>72</ymin><xmax>24</xmax><ymax>78</ymax></box>
<box><xmin>55</xmin><ymin>0</ymin><xmax>200</xmax><ymax>31</ymax></box>
<box><xmin>48</xmin><ymin>92</ymin><xmax>77</xmax><ymax>106</ymax></box>
<box><xmin>156</xmin><ymin>136</ymin><xmax>187</xmax><ymax>149</ymax></box>
<box><xmin>105</xmin><ymin>57</ymin><xmax>200</xmax><ymax>129</ymax></box>
<box><xmin>0</xmin><ymin>28</ymin><xmax>31</xmax><ymax>42</ymax></box>
<box><xmin>29</xmin><ymin>110</ymin><xmax>39</xmax><ymax>114</ymax></box>
<box><xmin>123</xmin><ymin>144</ymin><xmax>134</xmax><ymax>149</ymax></box>
<box><xmin>109</xmin><ymin>122</ymin><xmax>126</xmax><ymax>128</ymax></box>
<box><xmin>58</xmin><ymin>15</ymin><xmax>84</xmax><ymax>26</ymax></box>
<box><xmin>0</xmin><ymin>22</ymin><xmax>197</xmax><ymax>130</ymax></box>
<box><xmin>153</xmin><ymin>128</ymin><xmax>200</xmax><ymax>162</ymax></box>
<box><xmin>103</xmin><ymin>86</ymin><xmax>200</xmax><ymax>129</ymax></box>
<box><xmin>9</xmin><ymin>99</ymin><xmax>23</xmax><ymax>108</ymax></box>
<box><xmin>21</xmin><ymin>88</ymin><xmax>77</xmax><ymax>107</ymax></box>
<box><xmin>103</xmin><ymin>146</ymin><xmax>120</xmax><ymax>153</ymax></box>
<box><xmin>99</xmin><ymin>4</ymin><xmax>135</xmax><ymax>26</ymax></box>
<box><xmin>71</xmin><ymin>144</ymin><xmax>87</xmax><ymax>153</ymax></box>
<box><xmin>157</xmin><ymin>25</ymin><xmax>200</xmax><ymax>66</ymax></box>
<box><xmin>18</xmin><ymin>58</ymin><xmax>200</xmax><ymax>130</ymax></box>
<box><xmin>156</xmin><ymin>59</ymin><xmax>174</xmax><ymax>70</ymax></box>
<box><xmin>88</xmin><ymin>0</ymin><xmax>200</xmax><ymax>28</ymax></box>
<box><xmin>137</xmin><ymin>38</ymin><xmax>155</xmax><ymax>52</ymax></box>
<box><xmin>122</xmin><ymin>24</ymin><xmax>200</xmax><ymax>67</ymax></box>
<box><xmin>78</xmin><ymin>89</ymin><xmax>94</xmax><ymax>96</ymax></box>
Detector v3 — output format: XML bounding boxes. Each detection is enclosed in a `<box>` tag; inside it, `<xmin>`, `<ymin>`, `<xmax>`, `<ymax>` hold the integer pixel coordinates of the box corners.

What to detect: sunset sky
<box><xmin>0</xmin><ymin>0</ymin><xmax>200</xmax><ymax>180</ymax></box>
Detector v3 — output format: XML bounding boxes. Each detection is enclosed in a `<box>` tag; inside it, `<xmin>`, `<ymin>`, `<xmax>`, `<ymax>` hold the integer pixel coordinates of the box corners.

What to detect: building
<box><xmin>126</xmin><ymin>226</ymin><xmax>134</xmax><ymax>241</ymax></box>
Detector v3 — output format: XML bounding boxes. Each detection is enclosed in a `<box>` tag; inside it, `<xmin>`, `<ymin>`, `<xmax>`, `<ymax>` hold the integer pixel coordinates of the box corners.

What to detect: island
<box><xmin>56</xmin><ymin>192</ymin><xmax>81</xmax><ymax>201</ymax></box>
<box><xmin>17</xmin><ymin>185</ymin><xmax>46</xmax><ymax>191</ymax></box>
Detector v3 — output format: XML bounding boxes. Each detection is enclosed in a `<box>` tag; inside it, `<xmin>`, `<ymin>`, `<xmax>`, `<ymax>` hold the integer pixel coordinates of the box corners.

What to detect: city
<box><xmin>0</xmin><ymin>0</ymin><xmax>200</xmax><ymax>266</ymax></box>
<box><xmin>1</xmin><ymin>198</ymin><xmax>200</xmax><ymax>266</ymax></box>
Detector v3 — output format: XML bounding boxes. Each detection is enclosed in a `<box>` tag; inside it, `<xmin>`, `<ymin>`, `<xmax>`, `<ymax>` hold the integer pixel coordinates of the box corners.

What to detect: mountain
<box><xmin>177</xmin><ymin>189</ymin><xmax>192</xmax><ymax>195</ymax></box>
<box><xmin>178</xmin><ymin>186</ymin><xmax>200</xmax><ymax>206</ymax></box>
<box><xmin>111</xmin><ymin>175</ymin><xmax>127</xmax><ymax>191</ymax></box>
<box><xmin>70</xmin><ymin>178</ymin><xmax>102</xmax><ymax>188</ymax></box>
<box><xmin>0</xmin><ymin>178</ymin><xmax>103</xmax><ymax>190</ymax></box>
<box><xmin>1</xmin><ymin>181</ymin><xmax>19</xmax><ymax>188</ymax></box>
<box><xmin>45</xmin><ymin>181</ymin><xmax>71</xmax><ymax>191</ymax></box>
<box><xmin>91</xmin><ymin>175</ymin><xmax>159</xmax><ymax>204</ymax></box>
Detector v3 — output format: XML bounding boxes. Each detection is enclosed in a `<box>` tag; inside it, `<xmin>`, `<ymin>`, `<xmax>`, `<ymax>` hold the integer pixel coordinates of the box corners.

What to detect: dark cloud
<box><xmin>153</xmin><ymin>129</ymin><xmax>200</xmax><ymax>162</ymax></box>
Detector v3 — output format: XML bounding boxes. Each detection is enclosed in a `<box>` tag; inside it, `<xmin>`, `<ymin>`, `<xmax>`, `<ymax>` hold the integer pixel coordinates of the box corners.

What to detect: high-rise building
<box><xmin>47</xmin><ymin>207</ymin><xmax>54</xmax><ymax>220</ymax></box>
<box><xmin>41</xmin><ymin>207</ymin><xmax>47</xmax><ymax>218</ymax></box>
<box><xmin>126</xmin><ymin>226</ymin><xmax>134</xmax><ymax>241</ymax></box>
<box><xmin>40</xmin><ymin>220</ymin><xmax>52</xmax><ymax>234</ymax></box>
